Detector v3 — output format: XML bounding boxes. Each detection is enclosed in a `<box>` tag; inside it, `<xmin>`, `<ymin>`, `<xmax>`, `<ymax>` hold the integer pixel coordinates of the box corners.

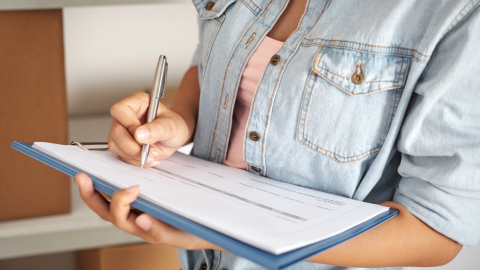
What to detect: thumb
<box><xmin>134</xmin><ymin>117</ymin><xmax>176</xmax><ymax>145</ymax></box>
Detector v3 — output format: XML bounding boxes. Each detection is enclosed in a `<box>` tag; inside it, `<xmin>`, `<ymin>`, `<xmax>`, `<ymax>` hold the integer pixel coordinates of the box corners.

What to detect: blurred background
<box><xmin>0</xmin><ymin>1</ymin><xmax>478</xmax><ymax>269</ymax></box>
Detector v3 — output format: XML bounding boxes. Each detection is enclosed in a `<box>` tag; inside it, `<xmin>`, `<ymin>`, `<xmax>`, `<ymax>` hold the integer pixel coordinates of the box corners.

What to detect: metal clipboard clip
<box><xmin>70</xmin><ymin>141</ymin><xmax>109</xmax><ymax>151</ymax></box>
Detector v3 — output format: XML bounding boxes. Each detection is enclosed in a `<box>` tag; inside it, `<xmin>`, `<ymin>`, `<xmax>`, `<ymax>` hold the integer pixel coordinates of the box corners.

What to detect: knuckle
<box><xmin>145</xmin><ymin>237</ymin><xmax>160</xmax><ymax>244</ymax></box>
<box><xmin>99</xmin><ymin>213</ymin><xmax>110</xmax><ymax>222</ymax></box>
<box><xmin>110</xmin><ymin>124</ymin><xmax>123</xmax><ymax>138</ymax></box>
<box><xmin>121</xmin><ymin>143</ymin><xmax>140</xmax><ymax>158</ymax></box>
<box><xmin>110</xmin><ymin>214</ymin><xmax>119</xmax><ymax>226</ymax></box>
<box><xmin>110</xmin><ymin>214</ymin><xmax>123</xmax><ymax>227</ymax></box>
<box><xmin>78</xmin><ymin>191</ymin><xmax>88</xmax><ymax>201</ymax></box>
<box><xmin>131</xmin><ymin>91</ymin><xmax>149</xmax><ymax>101</ymax></box>
<box><xmin>110</xmin><ymin>103</ymin><xmax>122</xmax><ymax>117</ymax></box>
<box><xmin>107</xmin><ymin>140</ymin><xmax>116</xmax><ymax>152</ymax></box>
<box><xmin>111</xmin><ymin>218</ymin><xmax>120</xmax><ymax>227</ymax></box>
<box><xmin>130</xmin><ymin>91</ymin><xmax>144</xmax><ymax>97</ymax></box>
<box><xmin>151</xmin><ymin>232</ymin><xmax>164</xmax><ymax>243</ymax></box>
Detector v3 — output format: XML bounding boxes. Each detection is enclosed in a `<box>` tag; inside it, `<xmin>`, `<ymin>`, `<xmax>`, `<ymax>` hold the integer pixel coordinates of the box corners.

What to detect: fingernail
<box><xmin>126</xmin><ymin>185</ymin><xmax>139</xmax><ymax>193</ymax></box>
<box><xmin>136</xmin><ymin>216</ymin><xmax>153</xmax><ymax>231</ymax></box>
<box><xmin>150</xmin><ymin>148</ymin><xmax>158</xmax><ymax>158</ymax></box>
<box><xmin>136</xmin><ymin>127</ymin><xmax>150</xmax><ymax>141</ymax></box>
<box><xmin>151</xmin><ymin>161</ymin><xmax>160</xmax><ymax>167</ymax></box>
<box><xmin>147</xmin><ymin>157</ymin><xmax>153</xmax><ymax>164</ymax></box>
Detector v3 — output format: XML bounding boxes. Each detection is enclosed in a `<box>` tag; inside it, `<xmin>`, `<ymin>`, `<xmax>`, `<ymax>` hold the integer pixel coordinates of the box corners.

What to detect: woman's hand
<box><xmin>75</xmin><ymin>172</ymin><xmax>221</xmax><ymax>250</ymax></box>
<box><xmin>108</xmin><ymin>91</ymin><xmax>190</xmax><ymax>168</ymax></box>
<box><xmin>74</xmin><ymin>67</ymin><xmax>203</xmax><ymax>248</ymax></box>
<box><xmin>75</xmin><ymin>67</ymin><xmax>202</xmax><ymax>247</ymax></box>
<box><xmin>108</xmin><ymin>66</ymin><xmax>200</xmax><ymax>168</ymax></box>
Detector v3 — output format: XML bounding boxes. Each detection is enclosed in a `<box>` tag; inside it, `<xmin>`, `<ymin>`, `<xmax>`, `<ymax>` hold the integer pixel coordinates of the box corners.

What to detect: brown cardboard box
<box><xmin>77</xmin><ymin>243</ymin><xmax>181</xmax><ymax>270</ymax></box>
<box><xmin>0</xmin><ymin>9</ymin><xmax>70</xmax><ymax>221</ymax></box>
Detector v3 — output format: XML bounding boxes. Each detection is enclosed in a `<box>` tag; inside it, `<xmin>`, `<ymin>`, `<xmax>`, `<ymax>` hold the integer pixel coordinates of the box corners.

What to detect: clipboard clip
<box><xmin>70</xmin><ymin>141</ymin><xmax>109</xmax><ymax>151</ymax></box>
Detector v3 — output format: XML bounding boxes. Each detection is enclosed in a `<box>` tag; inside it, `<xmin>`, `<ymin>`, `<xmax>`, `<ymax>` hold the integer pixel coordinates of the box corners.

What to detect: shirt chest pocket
<box><xmin>297</xmin><ymin>46</ymin><xmax>410</xmax><ymax>163</ymax></box>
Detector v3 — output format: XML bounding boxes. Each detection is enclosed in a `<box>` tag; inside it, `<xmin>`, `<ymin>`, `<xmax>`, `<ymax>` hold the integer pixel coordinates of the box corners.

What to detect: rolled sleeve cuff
<box><xmin>394</xmin><ymin>177</ymin><xmax>480</xmax><ymax>246</ymax></box>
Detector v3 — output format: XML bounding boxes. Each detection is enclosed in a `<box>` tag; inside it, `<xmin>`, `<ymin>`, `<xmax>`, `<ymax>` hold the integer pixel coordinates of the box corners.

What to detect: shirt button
<box><xmin>251</xmin><ymin>166</ymin><xmax>261</xmax><ymax>173</ymax></box>
<box><xmin>270</xmin><ymin>54</ymin><xmax>280</xmax><ymax>65</ymax></box>
<box><xmin>249</xmin><ymin>131</ymin><xmax>260</xmax><ymax>141</ymax></box>
<box><xmin>351</xmin><ymin>73</ymin><xmax>364</xmax><ymax>84</ymax></box>
<box><xmin>205</xmin><ymin>2</ymin><xmax>215</xmax><ymax>11</ymax></box>
<box><xmin>201</xmin><ymin>262</ymin><xmax>208</xmax><ymax>270</ymax></box>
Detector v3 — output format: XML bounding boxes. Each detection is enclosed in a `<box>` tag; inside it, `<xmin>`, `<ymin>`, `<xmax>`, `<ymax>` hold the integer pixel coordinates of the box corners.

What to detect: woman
<box><xmin>75</xmin><ymin>0</ymin><xmax>480</xmax><ymax>269</ymax></box>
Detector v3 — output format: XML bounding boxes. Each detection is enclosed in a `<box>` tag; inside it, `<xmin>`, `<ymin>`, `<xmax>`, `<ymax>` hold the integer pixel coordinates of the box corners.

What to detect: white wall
<box><xmin>63</xmin><ymin>2</ymin><xmax>198</xmax><ymax>116</ymax></box>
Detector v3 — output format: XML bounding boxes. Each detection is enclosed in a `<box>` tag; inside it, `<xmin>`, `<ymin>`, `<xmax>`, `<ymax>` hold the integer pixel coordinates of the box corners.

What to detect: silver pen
<box><xmin>141</xmin><ymin>55</ymin><xmax>168</xmax><ymax>168</ymax></box>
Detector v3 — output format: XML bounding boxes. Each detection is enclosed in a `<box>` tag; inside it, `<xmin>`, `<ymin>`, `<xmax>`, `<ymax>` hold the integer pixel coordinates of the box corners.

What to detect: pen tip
<box><xmin>141</xmin><ymin>165</ymin><xmax>144</xmax><ymax>169</ymax></box>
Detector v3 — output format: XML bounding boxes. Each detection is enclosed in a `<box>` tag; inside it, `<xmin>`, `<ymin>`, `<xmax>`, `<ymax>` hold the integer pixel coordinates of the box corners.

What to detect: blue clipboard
<box><xmin>11</xmin><ymin>141</ymin><xmax>398</xmax><ymax>270</ymax></box>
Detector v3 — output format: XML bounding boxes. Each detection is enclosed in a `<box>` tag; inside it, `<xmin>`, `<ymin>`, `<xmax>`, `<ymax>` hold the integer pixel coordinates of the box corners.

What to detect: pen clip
<box><xmin>160</xmin><ymin>62</ymin><xmax>168</xmax><ymax>98</ymax></box>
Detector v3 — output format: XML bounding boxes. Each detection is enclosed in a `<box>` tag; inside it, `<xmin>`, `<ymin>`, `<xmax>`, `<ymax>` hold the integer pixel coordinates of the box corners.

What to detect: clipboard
<box><xmin>11</xmin><ymin>141</ymin><xmax>398</xmax><ymax>270</ymax></box>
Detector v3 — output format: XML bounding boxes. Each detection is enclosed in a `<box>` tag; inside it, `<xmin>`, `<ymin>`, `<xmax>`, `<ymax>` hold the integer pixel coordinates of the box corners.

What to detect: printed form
<box><xmin>34</xmin><ymin>142</ymin><xmax>388</xmax><ymax>255</ymax></box>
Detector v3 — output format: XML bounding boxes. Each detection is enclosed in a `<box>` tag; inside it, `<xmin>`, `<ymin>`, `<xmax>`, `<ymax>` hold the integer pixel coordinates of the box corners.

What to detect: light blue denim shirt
<box><xmin>178</xmin><ymin>0</ymin><xmax>480</xmax><ymax>269</ymax></box>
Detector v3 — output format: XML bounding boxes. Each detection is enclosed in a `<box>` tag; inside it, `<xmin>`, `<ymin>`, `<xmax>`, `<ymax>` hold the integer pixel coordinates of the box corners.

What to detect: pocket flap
<box><xmin>312</xmin><ymin>46</ymin><xmax>410</xmax><ymax>95</ymax></box>
<box><xmin>192</xmin><ymin>0</ymin><xmax>237</xmax><ymax>19</ymax></box>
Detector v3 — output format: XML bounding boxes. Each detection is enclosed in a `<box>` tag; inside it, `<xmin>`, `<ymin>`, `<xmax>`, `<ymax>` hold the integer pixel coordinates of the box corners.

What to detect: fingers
<box><xmin>109</xmin><ymin>119</ymin><xmax>161</xmax><ymax>167</ymax></box>
<box><xmin>109</xmin><ymin>119</ymin><xmax>141</xmax><ymax>157</ymax></box>
<box><xmin>135</xmin><ymin>214</ymin><xmax>181</xmax><ymax>246</ymax></box>
<box><xmin>109</xmin><ymin>92</ymin><xmax>180</xmax><ymax>165</ymax></box>
<box><xmin>107</xmin><ymin>188</ymin><xmax>202</xmax><ymax>247</ymax></box>
<box><xmin>109</xmin><ymin>186</ymin><xmax>145</xmax><ymax>235</ymax></box>
<box><xmin>134</xmin><ymin>112</ymin><xmax>188</xmax><ymax>155</ymax></box>
<box><xmin>135</xmin><ymin>214</ymin><xmax>220</xmax><ymax>249</ymax></box>
<box><xmin>108</xmin><ymin>136</ymin><xmax>160</xmax><ymax>168</ymax></box>
<box><xmin>75</xmin><ymin>173</ymin><xmax>147</xmax><ymax>237</ymax></box>
<box><xmin>74</xmin><ymin>174</ymin><xmax>216</xmax><ymax>249</ymax></box>
<box><xmin>134</xmin><ymin>114</ymin><xmax>172</xmax><ymax>145</ymax></box>
<box><xmin>110</xmin><ymin>92</ymin><xmax>150</xmax><ymax>135</ymax></box>
<box><xmin>108</xmin><ymin>186</ymin><xmax>166</xmax><ymax>242</ymax></box>
<box><xmin>75</xmin><ymin>173</ymin><xmax>111</xmax><ymax>221</ymax></box>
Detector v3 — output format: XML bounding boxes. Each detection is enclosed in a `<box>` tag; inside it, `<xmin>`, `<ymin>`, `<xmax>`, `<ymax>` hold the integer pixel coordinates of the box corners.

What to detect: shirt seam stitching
<box><xmin>442</xmin><ymin>0</ymin><xmax>480</xmax><ymax>38</ymax></box>
<box><xmin>207</xmin><ymin>0</ymin><xmax>276</xmax><ymax>161</ymax></box>
<box><xmin>303</xmin><ymin>43</ymin><xmax>428</xmax><ymax>63</ymax></box>
<box><xmin>240</xmin><ymin>0</ymin><xmax>259</xmax><ymax>15</ymax></box>
<box><xmin>304</xmin><ymin>38</ymin><xmax>431</xmax><ymax>57</ymax></box>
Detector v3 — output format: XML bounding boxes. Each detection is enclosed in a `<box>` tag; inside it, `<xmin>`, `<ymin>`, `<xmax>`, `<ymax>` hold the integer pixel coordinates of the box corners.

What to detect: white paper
<box><xmin>34</xmin><ymin>142</ymin><xmax>388</xmax><ymax>255</ymax></box>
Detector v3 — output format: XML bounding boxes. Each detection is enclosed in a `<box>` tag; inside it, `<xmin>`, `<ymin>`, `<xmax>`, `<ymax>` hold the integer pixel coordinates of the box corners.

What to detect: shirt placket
<box><xmin>244</xmin><ymin>0</ymin><xmax>331</xmax><ymax>176</ymax></box>
<box><xmin>207</xmin><ymin>0</ymin><xmax>289</xmax><ymax>163</ymax></box>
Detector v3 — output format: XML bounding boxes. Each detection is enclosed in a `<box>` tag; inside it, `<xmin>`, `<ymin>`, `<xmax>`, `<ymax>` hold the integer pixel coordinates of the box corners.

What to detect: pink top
<box><xmin>224</xmin><ymin>36</ymin><xmax>285</xmax><ymax>169</ymax></box>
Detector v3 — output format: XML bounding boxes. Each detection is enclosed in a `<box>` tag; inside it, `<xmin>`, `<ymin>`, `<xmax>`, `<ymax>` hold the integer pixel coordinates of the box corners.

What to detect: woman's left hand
<box><xmin>74</xmin><ymin>172</ymin><xmax>221</xmax><ymax>250</ymax></box>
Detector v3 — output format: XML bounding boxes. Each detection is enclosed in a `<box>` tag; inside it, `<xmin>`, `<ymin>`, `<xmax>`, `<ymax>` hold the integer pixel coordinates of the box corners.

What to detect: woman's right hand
<box><xmin>108</xmin><ymin>91</ymin><xmax>190</xmax><ymax>168</ymax></box>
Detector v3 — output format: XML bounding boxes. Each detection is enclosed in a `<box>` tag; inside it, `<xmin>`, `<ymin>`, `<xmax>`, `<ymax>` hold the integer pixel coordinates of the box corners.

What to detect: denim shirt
<box><xmin>179</xmin><ymin>0</ymin><xmax>480</xmax><ymax>269</ymax></box>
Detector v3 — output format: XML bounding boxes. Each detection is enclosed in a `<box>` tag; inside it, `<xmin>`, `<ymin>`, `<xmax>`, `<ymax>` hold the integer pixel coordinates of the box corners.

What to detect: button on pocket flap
<box><xmin>192</xmin><ymin>0</ymin><xmax>237</xmax><ymax>19</ymax></box>
<box><xmin>312</xmin><ymin>46</ymin><xmax>410</xmax><ymax>95</ymax></box>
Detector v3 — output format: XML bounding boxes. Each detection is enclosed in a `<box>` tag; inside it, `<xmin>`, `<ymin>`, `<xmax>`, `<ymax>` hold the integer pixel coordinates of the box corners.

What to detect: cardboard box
<box><xmin>0</xmin><ymin>9</ymin><xmax>70</xmax><ymax>221</ymax></box>
<box><xmin>77</xmin><ymin>244</ymin><xmax>181</xmax><ymax>270</ymax></box>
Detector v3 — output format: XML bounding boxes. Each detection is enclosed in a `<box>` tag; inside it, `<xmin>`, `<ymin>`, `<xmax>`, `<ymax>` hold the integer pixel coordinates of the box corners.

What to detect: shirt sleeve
<box><xmin>394</xmin><ymin>7</ymin><xmax>480</xmax><ymax>246</ymax></box>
